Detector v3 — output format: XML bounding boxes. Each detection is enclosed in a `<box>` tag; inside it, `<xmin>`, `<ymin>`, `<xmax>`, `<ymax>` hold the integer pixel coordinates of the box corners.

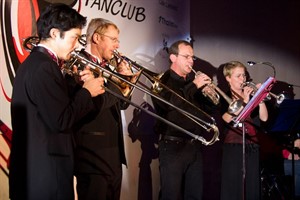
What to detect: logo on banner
<box><xmin>85</xmin><ymin>0</ymin><xmax>146</xmax><ymax>22</ymax></box>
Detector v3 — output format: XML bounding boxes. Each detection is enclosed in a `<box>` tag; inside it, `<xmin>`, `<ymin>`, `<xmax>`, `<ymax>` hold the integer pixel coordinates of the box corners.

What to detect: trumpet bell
<box><xmin>228</xmin><ymin>99</ymin><xmax>244</xmax><ymax>114</ymax></box>
<box><xmin>112</xmin><ymin>49</ymin><xmax>165</xmax><ymax>94</ymax></box>
<box><xmin>140</xmin><ymin>67</ymin><xmax>164</xmax><ymax>94</ymax></box>
<box><xmin>275</xmin><ymin>93</ymin><xmax>285</xmax><ymax>104</ymax></box>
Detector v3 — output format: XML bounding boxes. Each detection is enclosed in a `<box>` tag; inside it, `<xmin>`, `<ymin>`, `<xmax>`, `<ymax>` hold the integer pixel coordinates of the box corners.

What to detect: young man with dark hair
<box><xmin>9</xmin><ymin>3</ymin><xmax>105</xmax><ymax>200</ymax></box>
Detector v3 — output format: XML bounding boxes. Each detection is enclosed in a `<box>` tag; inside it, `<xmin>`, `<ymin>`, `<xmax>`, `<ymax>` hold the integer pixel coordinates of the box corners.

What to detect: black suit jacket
<box><xmin>9</xmin><ymin>47</ymin><xmax>95</xmax><ymax>200</ymax></box>
<box><xmin>74</xmin><ymin>80</ymin><xmax>128</xmax><ymax>176</ymax></box>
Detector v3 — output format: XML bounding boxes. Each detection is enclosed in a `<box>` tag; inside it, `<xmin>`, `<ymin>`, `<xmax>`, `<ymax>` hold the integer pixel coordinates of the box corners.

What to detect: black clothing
<box><xmin>74</xmin><ymin>79</ymin><xmax>128</xmax><ymax>200</ymax></box>
<box><xmin>10</xmin><ymin>46</ymin><xmax>95</xmax><ymax>200</ymax></box>
<box><xmin>153</xmin><ymin>69</ymin><xmax>212</xmax><ymax>139</ymax></box>
<box><xmin>152</xmin><ymin>69</ymin><xmax>218</xmax><ymax>200</ymax></box>
<box><xmin>221</xmin><ymin>143</ymin><xmax>260</xmax><ymax>200</ymax></box>
<box><xmin>220</xmin><ymin>92</ymin><xmax>262</xmax><ymax>200</ymax></box>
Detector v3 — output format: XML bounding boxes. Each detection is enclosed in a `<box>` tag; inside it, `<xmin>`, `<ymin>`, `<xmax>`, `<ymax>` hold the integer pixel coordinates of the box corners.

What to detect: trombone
<box><xmin>112</xmin><ymin>50</ymin><xmax>222</xmax><ymax>132</ymax></box>
<box><xmin>71</xmin><ymin>50</ymin><xmax>219</xmax><ymax>145</ymax></box>
<box><xmin>22</xmin><ymin>36</ymin><xmax>220</xmax><ymax>145</ymax></box>
<box><xmin>112</xmin><ymin>50</ymin><xmax>220</xmax><ymax>118</ymax></box>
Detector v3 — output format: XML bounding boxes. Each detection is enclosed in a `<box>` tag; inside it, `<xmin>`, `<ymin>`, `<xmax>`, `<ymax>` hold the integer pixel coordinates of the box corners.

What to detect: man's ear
<box><xmin>169</xmin><ymin>54</ymin><xmax>177</xmax><ymax>62</ymax></box>
<box><xmin>49</xmin><ymin>28</ymin><xmax>60</xmax><ymax>39</ymax></box>
<box><xmin>92</xmin><ymin>33</ymin><xmax>100</xmax><ymax>44</ymax></box>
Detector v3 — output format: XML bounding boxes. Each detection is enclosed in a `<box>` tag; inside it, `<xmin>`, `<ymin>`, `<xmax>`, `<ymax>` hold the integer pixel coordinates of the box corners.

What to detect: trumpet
<box><xmin>22</xmin><ymin>36</ymin><xmax>220</xmax><ymax>145</ymax></box>
<box><xmin>189</xmin><ymin>67</ymin><xmax>244</xmax><ymax>114</ymax></box>
<box><xmin>241</xmin><ymin>81</ymin><xmax>285</xmax><ymax>104</ymax></box>
<box><xmin>189</xmin><ymin>67</ymin><xmax>220</xmax><ymax>105</ymax></box>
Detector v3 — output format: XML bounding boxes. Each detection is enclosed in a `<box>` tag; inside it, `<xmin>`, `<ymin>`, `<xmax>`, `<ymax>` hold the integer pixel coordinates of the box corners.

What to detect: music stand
<box><xmin>233</xmin><ymin>77</ymin><xmax>276</xmax><ymax>127</ymax></box>
<box><xmin>269</xmin><ymin>99</ymin><xmax>300</xmax><ymax>199</ymax></box>
<box><xmin>232</xmin><ymin>77</ymin><xmax>276</xmax><ymax>200</ymax></box>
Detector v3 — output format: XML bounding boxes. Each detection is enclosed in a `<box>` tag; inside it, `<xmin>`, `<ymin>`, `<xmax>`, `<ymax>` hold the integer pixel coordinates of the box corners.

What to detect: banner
<box><xmin>0</xmin><ymin>0</ymin><xmax>190</xmax><ymax>199</ymax></box>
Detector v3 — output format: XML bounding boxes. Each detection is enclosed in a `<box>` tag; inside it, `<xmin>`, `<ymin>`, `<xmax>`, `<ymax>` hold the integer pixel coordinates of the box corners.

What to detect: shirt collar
<box><xmin>37</xmin><ymin>44</ymin><xmax>59</xmax><ymax>65</ymax></box>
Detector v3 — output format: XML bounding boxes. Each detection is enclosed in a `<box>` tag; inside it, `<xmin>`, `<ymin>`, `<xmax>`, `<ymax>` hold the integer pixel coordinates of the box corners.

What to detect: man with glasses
<box><xmin>73</xmin><ymin>18</ymin><xmax>132</xmax><ymax>200</ymax></box>
<box><xmin>152</xmin><ymin>40</ymin><xmax>213</xmax><ymax>199</ymax></box>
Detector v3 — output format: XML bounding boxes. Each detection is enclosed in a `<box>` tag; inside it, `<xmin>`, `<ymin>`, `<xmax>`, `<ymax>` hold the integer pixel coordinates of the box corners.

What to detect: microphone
<box><xmin>247</xmin><ymin>61</ymin><xmax>259</xmax><ymax>66</ymax></box>
<box><xmin>246</xmin><ymin>61</ymin><xmax>276</xmax><ymax>77</ymax></box>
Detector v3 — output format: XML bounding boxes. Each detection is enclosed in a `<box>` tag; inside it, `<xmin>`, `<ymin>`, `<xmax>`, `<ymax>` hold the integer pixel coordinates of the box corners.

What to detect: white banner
<box><xmin>0</xmin><ymin>0</ymin><xmax>190</xmax><ymax>199</ymax></box>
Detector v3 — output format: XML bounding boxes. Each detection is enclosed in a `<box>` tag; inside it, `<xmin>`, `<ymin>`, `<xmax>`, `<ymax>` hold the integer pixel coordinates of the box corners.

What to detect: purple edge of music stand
<box><xmin>231</xmin><ymin>76</ymin><xmax>276</xmax><ymax>200</ymax></box>
<box><xmin>233</xmin><ymin>77</ymin><xmax>276</xmax><ymax>127</ymax></box>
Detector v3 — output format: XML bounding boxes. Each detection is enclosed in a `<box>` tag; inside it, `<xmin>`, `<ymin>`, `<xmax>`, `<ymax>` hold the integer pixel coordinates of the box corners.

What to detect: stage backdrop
<box><xmin>0</xmin><ymin>0</ymin><xmax>190</xmax><ymax>199</ymax></box>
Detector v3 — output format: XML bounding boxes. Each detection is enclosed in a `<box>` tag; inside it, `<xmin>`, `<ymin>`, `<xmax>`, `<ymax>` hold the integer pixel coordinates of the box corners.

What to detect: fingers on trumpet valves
<box><xmin>243</xmin><ymin>86</ymin><xmax>254</xmax><ymax>95</ymax></box>
<box><xmin>196</xmin><ymin>72</ymin><xmax>211</xmax><ymax>81</ymax></box>
<box><xmin>193</xmin><ymin>73</ymin><xmax>211</xmax><ymax>89</ymax></box>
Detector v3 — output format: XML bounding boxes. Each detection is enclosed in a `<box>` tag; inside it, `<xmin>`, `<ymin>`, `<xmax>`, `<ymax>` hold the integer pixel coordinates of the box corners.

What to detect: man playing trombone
<box><xmin>9</xmin><ymin>4</ymin><xmax>105</xmax><ymax>200</ymax></box>
<box><xmin>152</xmin><ymin>40</ymin><xmax>214</xmax><ymax>200</ymax></box>
<box><xmin>72</xmin><ymin>18</ymin><xmax>133</xmax><ymax>200</ymax></box>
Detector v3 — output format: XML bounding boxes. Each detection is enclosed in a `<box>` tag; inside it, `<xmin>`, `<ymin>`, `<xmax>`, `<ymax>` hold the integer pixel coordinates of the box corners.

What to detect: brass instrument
<box><xmin>22</xmin><ymin>36</ymin><xmax>141</xmax><ymax>98</ymax></box>
<box><xmin>65</xmin><ymin>49</ymin><xmax>142</xmax><ymax>98</ymax></box>
<box><xmin>71</xmin><ymin>50</ymin><xmax>219</xmax><ymax>145</ymax></box>
<box><xmin>112</xmin><ymin>50</ymin><xmax>165</xmax><ymax>94</ymax></box>
<box><xmin>242</xmin><ymin>81</ymin><xmax>285</xmax><ymax>104</ymax></box>
<box><xmin>22</xmin><ymin>36</ymin><xmax>219</xmax><ymax>146</ymax></box>
<box><xmin>23</xmin><ymin>36</ymin><xmax>39</xmax><ymax>51</ymax></box>
<box><xmin>189</xmin><ymin>67</ymin><xmax>220</xmax><ymax>105</ymax></box>
<box><xmin>112</xmin><ymin>50</ymin><xmax>219</xmax><ymax>145</ymax></box>
<box><xmin>189</xmin><ymin>67</ymin><xmax>244</xmax><ymax>114</ymax></box>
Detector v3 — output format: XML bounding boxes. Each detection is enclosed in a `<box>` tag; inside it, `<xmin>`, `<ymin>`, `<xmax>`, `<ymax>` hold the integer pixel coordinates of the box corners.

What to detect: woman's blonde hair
<box><xmin>223</xmin><ymin>61</ymin><xmax>247</xmax><ymax>77</ymax></box>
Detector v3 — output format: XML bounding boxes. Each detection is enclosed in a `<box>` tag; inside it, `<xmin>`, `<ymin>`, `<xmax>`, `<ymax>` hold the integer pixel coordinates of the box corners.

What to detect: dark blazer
<box><xmin>9</xmin><ymin>47</ymin><xmax>95</xmax><ymax>200</ymax></box>
<box><xmin>74</xmin><ymin>81</ymin><xmax>128</xmax><ymax>176</ymax></box>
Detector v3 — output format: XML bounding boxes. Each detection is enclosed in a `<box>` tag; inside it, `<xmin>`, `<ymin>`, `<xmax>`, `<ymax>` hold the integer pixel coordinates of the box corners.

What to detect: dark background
<box><xmin>190</xmin><ymin>1</ymin><xmax>300</xmax><ymax>199</ymax></box>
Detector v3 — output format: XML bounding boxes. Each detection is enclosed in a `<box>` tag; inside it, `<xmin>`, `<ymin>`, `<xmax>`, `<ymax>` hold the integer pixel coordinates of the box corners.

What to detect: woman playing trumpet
<box><xmin>220</xmin><ymin>61</ymin><xmax>268</xmax><ymax>200</ymax></box>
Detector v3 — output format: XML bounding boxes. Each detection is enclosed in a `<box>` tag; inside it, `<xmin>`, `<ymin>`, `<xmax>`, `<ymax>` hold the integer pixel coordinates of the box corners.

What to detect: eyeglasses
<box><xmin>96</xmin><ymin>32</ymin><xmax>120</xmax><ymax>44</ymax></box>
<box><xmin>177</xmin><ymin>54</ymin><xmax>196</xmax><ymax>61</ymax></box>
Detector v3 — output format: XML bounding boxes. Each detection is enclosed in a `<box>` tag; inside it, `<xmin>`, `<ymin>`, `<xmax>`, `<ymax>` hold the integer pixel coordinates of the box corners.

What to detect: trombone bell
<box><xmin>65</xmin><ymin>49</ymin><xmax>142</xmax><ymax>98</ymax></box>
<box><xmin>23</xmin><ymin>36</ymin><xmax>39</xmax><ymax>52</ymax></box>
